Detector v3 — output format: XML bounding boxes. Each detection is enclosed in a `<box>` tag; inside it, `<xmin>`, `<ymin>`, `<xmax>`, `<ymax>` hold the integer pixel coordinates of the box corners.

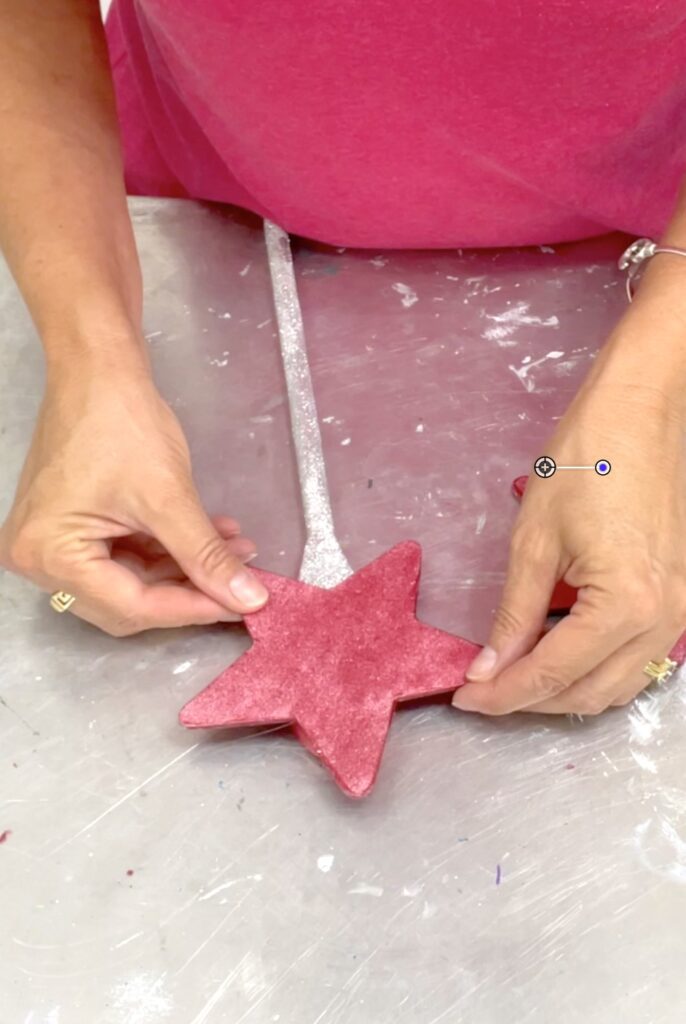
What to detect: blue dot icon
<box><xmin>595</xmin><ymin>460</ymin><xmax>611</xmax><ymax>476</ymax></box>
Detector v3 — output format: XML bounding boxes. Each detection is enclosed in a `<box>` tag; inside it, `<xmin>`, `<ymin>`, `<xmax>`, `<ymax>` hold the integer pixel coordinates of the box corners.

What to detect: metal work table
<box><xmin>1</xmin><ymin>199</ymin><xmax>684</xmax><ymax>1023</ymax></box>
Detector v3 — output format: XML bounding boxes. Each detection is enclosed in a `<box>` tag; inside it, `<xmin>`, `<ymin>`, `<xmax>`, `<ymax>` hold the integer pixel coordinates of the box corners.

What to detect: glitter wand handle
<box><xmin>264</xmin><ymin>220</ymin><xmax>353</xmax><ymax>588</ymax></box>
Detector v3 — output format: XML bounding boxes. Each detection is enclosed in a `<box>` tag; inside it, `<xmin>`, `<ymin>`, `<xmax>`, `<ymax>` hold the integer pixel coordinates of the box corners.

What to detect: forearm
<box><xmin>0</xmin><ymin>0</ymin><xmax>145</xmax><ymax>371</ymax></box>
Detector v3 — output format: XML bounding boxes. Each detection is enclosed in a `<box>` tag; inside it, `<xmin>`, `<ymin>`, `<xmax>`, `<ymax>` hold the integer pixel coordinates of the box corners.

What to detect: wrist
<box><xmin>633</xmin><ymin>251</ymin><xmax>686</xmax><ymax>322</ymax></box>
<box><xmin>43</xmin><ymin>303</ymin><xmax>151</xmax><ymax>381</ymax></box>
<box><xmin>584</xmin><ymin>299</ymin><xmax>686</xmax><ymax>414</ymax></box>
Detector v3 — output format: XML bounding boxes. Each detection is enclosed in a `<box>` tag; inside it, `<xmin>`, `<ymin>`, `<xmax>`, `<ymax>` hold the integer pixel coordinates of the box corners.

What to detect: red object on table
<box><xmin>180</xmin><ymin>542</ymin><xmax>479</xmax><ymax>798</ymax></box>
<box><xmin>511</xmin><ymin>475</ymin><xmax>528</xmax><ymax>501</ymax></box>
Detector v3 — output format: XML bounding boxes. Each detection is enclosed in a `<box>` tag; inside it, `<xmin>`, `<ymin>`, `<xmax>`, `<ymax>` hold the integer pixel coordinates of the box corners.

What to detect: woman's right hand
<box><xmin>0</xmin><ymin>358</ymin><xmax>269</xmax><ymax>636</ymax></box>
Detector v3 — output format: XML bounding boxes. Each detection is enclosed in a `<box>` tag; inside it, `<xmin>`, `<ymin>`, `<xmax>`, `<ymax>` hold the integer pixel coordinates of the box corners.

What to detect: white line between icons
<box><xmin>532</xmin><ymin>457</ymin><xmax>611</xmax><ymax>479</ymax></box>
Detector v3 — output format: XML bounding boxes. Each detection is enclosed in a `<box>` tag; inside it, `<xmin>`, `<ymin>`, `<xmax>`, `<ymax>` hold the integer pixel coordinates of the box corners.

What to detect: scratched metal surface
<box><xmin>2</xmin><ymin>199</ymin><xmax>686</xmax><ymax>1024</ymax></box>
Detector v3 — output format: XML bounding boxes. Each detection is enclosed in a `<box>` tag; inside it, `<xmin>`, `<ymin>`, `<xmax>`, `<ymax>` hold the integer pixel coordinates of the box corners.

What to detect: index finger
<box><xmin>52</xmin><ymin>556</ymin><xmax>241</xmax><ymax>635</ymax></box>
<box><xmin>454</xmin><ymin>586</ymin><xmax>641</xmax><ymax>714</ymax></box>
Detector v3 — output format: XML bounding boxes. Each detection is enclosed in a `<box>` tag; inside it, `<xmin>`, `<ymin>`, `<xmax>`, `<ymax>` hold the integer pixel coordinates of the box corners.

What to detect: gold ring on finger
<box><xmin>643</xmin><ymin>657</ymin><xmax>678</xmax><ymax>685</ymax></box>
<box><xmin>50</xmin><ymin>591</ymin><xmax>76</xmax><ymax>614</ymax></box>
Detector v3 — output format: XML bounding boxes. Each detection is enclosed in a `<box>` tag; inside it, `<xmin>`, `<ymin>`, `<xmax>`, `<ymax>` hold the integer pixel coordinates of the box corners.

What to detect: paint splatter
<box><xmin>495</xmin><ymin>864</ymin><xmax>502</xmax><ymax>885</ymax></box>
<box><xmin>0</xmin><ymin>830</ymin><xmax>11</xmax><ymax>844</ymax></box>
<box><xmin>172</xmin><ymin>660</ymin><xmax>194</xmax><ymax>675</ymax></box>
<box><xmin>209</xmin><ymin>352</ymin><xmax>230</xmax><ymax>368</ymax></box>
<box><xmin>126</xmin><ymin>869</ymin><xmax>134</xmax><ymax>877</ymax></box>
<box><xmin>347</xmin><ymin>882</ymin><xmax>384</xmax><ymax>897</ymax></box>
<box><xmin>507</xmin><ymin>350</ymin><xmax>565</xmax><ymax>393</ymax></box>
<box><xmin>317</xmin><ymin>854</ymin><xmax>335</xmax><ymax>873</ymax></box>
<box><xmin>392</xmin><ymin>282</ymin><xmax>419</xmax><ymax>308</ymax></box>
<box><xmin>483</xmin><ymin>302</ymin><xmax>559</xmax><ymax>347</ymax></box>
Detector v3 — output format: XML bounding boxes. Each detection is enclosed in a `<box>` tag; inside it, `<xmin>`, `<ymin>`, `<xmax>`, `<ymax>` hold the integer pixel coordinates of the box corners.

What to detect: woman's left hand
<box><xmin>453</xmin><ymin>275</ymin><xmax>686</xmax><ymax>716</ymax></box>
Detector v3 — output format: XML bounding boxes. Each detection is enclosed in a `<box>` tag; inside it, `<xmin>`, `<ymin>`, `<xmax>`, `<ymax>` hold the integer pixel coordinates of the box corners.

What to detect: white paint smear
<box><xmin>484</xmin><ymin>326</ymin><xmax>517</xmax><ymax>347</ymax></box>
<box><xmin>347</xmin><ymin>883</ymin><xmax>384</xmax><ymax>897</ymax></box>
<box><xmin>111</xmin><ymin>973</ymin><xmax>173</xmax><ymax>1024</ymax></box>
<box><xmin>317</xmin><ymin>854</ymin><xmax>334</xmax><ymax>873</ymax></box>
<box><xmin>507</xmin><ymin>350</ymin><xmax>565</xmax><ymax>392</ymax></box>
<box><xmin>392</xmin><ymin>282</ymin><xmax>419</xmax><ymax>308</ymax></box>
<box><xmin>209</xmin><ymin>351</ymin><xmax>230</xmax><ymax>367</ymax></box>
<box><xmin>483</xmin><ymin>302</ymin><xmax>559</xmax><ymax>346</ymax></box>
<box><xmin>172</xmin><ymin>660</ymin><xmax>194</xmax><ymax>675</ymax></box>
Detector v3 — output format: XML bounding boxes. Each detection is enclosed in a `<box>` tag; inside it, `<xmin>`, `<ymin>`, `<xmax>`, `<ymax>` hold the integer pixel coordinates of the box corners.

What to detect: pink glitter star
<box><xmin>180</xmin><ymin>541</ymin><xmax>479</xmax><ymax>797</ymax></box>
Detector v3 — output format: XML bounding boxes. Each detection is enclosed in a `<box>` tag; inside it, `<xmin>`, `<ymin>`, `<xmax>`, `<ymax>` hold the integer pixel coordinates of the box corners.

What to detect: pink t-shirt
<box><xmin>106</xmin><ymin>0</ymin><xmax>686</xmax><ymax>249</ymax></box>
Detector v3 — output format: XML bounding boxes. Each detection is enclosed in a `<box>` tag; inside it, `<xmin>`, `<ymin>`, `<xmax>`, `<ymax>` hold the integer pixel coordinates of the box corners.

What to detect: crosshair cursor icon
<box><xmin>533</xmin><ymin>456</ymin><xmax>611</xmax><ymax>479</ymax></box>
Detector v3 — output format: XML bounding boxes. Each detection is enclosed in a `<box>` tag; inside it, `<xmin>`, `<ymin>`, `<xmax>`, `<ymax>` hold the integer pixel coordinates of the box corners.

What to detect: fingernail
<box><xmin>243</xmin><ymin>552</ymin><xmax>258</xmax><ymax>564</ymax></box>
<box><xmin>451</xmin><ymin>687</ymin><xmax>477</xmax><ymax>710</ymax></box>
<box><xmin>229</xmin><ymin>568</ymin><xmax>268</xmax><ymax>609</ymax></box>
<box><xmin>466</xmin><ymin>645</ymin><xmax>498</xmax><ymax>681</ymax></box>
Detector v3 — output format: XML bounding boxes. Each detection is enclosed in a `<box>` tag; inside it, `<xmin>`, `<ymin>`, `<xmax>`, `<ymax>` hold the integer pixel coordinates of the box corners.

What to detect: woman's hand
<box><xmin>453</xmin><ymin>276</ymin><xmax>686</xmax><ymax>715</ymax></box>
<box><xmin>0</xmin><ymin>358</ymin><xmax>268</xmax><ymax>636</ymax></box>
<box><xmin>0</xmin><ymin>0</ymin><xmax>269</xmax><ymax>636</ymax></box>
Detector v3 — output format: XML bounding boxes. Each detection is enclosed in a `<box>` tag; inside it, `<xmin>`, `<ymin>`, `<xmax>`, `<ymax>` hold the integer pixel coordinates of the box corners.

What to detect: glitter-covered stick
<box><xmin>263</xmin><ymin>219</ymin><xmax>353</xmax><ymax>589</ymax></box>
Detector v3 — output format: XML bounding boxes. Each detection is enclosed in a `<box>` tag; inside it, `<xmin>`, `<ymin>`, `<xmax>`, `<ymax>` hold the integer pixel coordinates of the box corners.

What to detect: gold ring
<box><xmin>643</xmin><ymin>657</ymin><xmax>678</xmax><ymax>685</ymax></box>
<box><xmin>50</xmin><ymin>591</ymin><xmax>76</xmax><ymax>614</ymax></box>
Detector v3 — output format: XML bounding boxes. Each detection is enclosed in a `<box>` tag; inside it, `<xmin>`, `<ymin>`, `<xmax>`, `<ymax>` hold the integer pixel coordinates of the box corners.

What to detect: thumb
<box><xmin>466</xmin><ymin>533</ymin><xmax>558</xmax><ymax>682</ymax></box>
<box><xmin>152</xmin><ymin>491</ymin><xmax>269</xmax><ymax>615</ymax></box>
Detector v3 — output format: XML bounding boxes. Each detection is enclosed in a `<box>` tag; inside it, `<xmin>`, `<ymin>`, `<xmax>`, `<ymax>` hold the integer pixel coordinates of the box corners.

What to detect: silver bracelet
<box><xmin>619</xmin><ymin>237</ymin><xmax>686</xmax><ymax>302</ymax></box>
